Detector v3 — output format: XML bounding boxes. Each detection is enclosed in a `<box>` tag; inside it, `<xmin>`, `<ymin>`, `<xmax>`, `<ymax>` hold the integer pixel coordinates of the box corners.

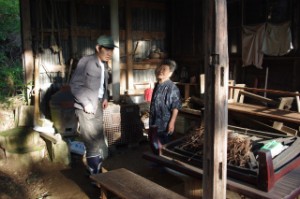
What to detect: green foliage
<box><xmin>0</xmin><ymin>61</ymin><xmax>22</xmax><ymax>95</ymax></box>
<box><xmin>0</xmin><ymin>0</ymin><xmax>20</xmax><ymax>41</ymax></box>
<box><xmin>0</xmin><ymin>0</ymin><xmax>25</xmax><ymax>106</ymax></box>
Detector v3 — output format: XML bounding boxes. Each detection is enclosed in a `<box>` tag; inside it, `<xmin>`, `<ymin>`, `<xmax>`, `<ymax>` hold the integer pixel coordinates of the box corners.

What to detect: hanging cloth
<box><xmin>242</xmin><ymin>23</ymin><xmax>266</xmax><ymax>69</ymax></box>
<box><xmin>262</xmin><ymin>22</ymin><xmax>293</xmax><ymax>56</ymax></box>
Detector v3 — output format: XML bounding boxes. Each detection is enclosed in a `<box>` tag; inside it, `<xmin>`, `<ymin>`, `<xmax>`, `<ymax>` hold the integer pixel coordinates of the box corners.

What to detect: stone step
<box><xmin>5</xmin><ymin>144</ymin><xmax>46</xmax><ymax>161</ymax></box>
<box><xmin>0</xmin><ymin>127</ymin><xmax>41</xmax><ymax>151</ymax></box>
<box><xmin>0</xmin><ymin>127</ymin><xmax>46</xmax><ymax>162</ymax></box>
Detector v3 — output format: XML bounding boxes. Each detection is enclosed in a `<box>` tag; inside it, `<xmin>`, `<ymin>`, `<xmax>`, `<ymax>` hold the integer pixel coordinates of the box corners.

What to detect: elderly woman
<box><xmin>149</xmin><ymin>59</ymin><xmax>182</xmax><ymax>149</ymax></box>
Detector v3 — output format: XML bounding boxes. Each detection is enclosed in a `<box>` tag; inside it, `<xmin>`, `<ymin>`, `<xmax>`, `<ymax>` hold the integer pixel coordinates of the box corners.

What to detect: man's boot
<box><xmin>86</xmin><ymin>155</ymin><xmax>102</xmax><ymax>175</ymax></box>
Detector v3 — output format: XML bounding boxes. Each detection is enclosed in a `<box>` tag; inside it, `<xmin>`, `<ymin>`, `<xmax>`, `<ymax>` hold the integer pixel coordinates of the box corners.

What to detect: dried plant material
<box><xmin>227</xmin><ymin>132</ymin><xmax>253</xmax><ymax>167</ymax></box>
<box><xmin>179</xmin><ymin>127</ymin><xmax>258</xmax><ymax>169</ymax></box>
<box><xmin>181</xmin><ymin>126</ymin><xmax>205</xmax><ymax>153</ymax></box>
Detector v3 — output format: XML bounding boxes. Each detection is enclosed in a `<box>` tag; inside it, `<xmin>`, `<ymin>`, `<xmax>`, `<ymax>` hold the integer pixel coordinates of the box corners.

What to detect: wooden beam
<box><xmin>203</xmin><ymin>0</ymin><xmax>229</xmax><ymax>198</ymax></box>
<box><xmin>131</xmin><ymin>0</ymin><xmax>166</xmax><ymax>10</ymax></box>
<box><xmin>70</xmin><ymin>1</ymin><xmax>78</xmax><ymax>57</ymax></box>
<box><xmin>296</xmin><ymin>92</ymin><xmax>300</xmax><ymax>113</ymax></box>
<box><xmin>33</xmin><ymin>29</ymin><xmax>165</xmax><ymax>41</ymax></box>
<box><xmin>239</xmin><ymin>90</ymin><xmax>279</xmax><ymax>105</ymax></box>
<box><xmin>110</xmin><ymin>0</ymin><xmax>121</xmax><ymax>102</ymax></box>
<box><xmin>229</xmin><ymin>86</ymin><xmax>300</xmax><ymax>97</ymax></box>
<box><xmin>125</xmin><ymin>0</ymin><xmax>134</xmax><ymax>91</ymax></box>
<box><xmin>33</xmin><ymin>56</ymin><xmax>40</xmax><ymax>126</ymax></box>
<box><xmin>20</xmin><ymin>0</ymin><xmax>34</xmax><ymax>104</ymax></box>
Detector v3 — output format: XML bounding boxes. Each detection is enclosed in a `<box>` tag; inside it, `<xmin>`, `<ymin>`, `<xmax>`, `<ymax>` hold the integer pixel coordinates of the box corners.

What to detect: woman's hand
<box><xmin>168</xmin><ymin>120</ymin><xmax>175</xmax><ymax>135</ymax></box>
<box><xmin>168</xmin><ymin>109</ymin><xmax>179</xmax><ymax>135</ymax></box>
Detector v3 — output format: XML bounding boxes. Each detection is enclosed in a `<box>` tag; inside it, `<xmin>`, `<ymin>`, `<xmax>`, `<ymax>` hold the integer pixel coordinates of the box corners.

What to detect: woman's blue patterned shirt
<box><xmin>149</xmin><ymin>80</ymin><xmax>182</xmax><ymax>134</ymax></box>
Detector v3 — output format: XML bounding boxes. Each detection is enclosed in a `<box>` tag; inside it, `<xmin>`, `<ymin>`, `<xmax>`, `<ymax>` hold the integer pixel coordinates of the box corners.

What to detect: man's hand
<box><xmin>84</xmin><ymin>103</ymin><xmax>95</xmax><ymax>114</ymax></box>
<box><xmin>102</xmin><ymin>99</ymin><xmax>108</xmax><ymax>109</ymax></box>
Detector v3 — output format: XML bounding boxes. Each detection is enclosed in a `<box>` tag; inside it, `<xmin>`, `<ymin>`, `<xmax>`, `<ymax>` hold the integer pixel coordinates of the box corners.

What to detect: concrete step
<box><xmin>5</xmin><ymin>144</ymin><xmax>46</xmax><ymax>162</ymax></box>
<box><xmin>0</xmin><ymin>127</ymin><xmax>40</xmax><ymax>151</ymax></box>
<box><xmin>0</xmin><ymin>127</ymin><xmax>46</xmax><ymax>162</ymax></box>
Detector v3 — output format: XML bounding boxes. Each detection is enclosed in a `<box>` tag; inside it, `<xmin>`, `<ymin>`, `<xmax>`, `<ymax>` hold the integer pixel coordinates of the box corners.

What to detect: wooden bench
<box><xmin>90</xmin><ymin>168</ymin><xmax>187</xmax><ymax>199</ymax></box>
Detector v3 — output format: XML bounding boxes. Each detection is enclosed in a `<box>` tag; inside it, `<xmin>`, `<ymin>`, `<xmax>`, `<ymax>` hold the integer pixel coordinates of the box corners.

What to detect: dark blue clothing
<box><xmin>149</xmin><ymin>80</ymin><xmax>182</xmax><ymax>141</ymax></box>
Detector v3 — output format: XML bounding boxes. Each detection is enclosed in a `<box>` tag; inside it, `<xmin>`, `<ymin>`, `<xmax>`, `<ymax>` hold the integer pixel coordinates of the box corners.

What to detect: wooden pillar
<box><xmin>110</xmin><ymin>0</ymin><xmax>120</xmax><ymax>102</ymax></box>
<box><xmin>292</xmin><ymin>1</ymin><xmax>300</xmax><ymax>92</ymax></box>
<box><xmin>20</xmin><ymin>0</ymin><xmax>34</xmax><ymax>105</ymax></box>
<box><xmin>70</xmin><ymin>1</ymin><xmax>78</xmax><ymax>58</ymax></box>
<box><xmin>125</xmin><ymin>0</ymin><xmax>134</xmax><ymax>92</ymax></box>
<box><xmin>33</xmin><ymin>56</ymin><xmax>40</xmax><ymax>126</ymax></box>
<box><xmin>203</xmin><ymin>0</ymin><xmax>229</xmax><ymax>198</ymax></box>
<box><xmin>293</xmin><ymin>60</ymin><xmax>300</xmax><ymax>92</ymax></box>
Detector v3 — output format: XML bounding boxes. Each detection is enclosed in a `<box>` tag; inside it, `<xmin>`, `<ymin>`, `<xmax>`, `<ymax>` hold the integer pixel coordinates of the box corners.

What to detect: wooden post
<box><xmin>34</xmin><ymin>56</ymin><xmax>40</xmax><ymax>126</ymax></box>
<box><xmin>110</xmin><ymin>0</ymin><xmax>120</xmax><ymax>102</ymax></box>
<box><xmin>110</xmin><ymin>0</ymin><xmax>121</xmax><ymax>102</ymax></box>
<box><xmin>203</xmin><ymin>0</ymin><xmax>229</xmax><ymax>198</ymax></box>
<box><xmin>125</xmin><ymin>0</ymin><xmax>134</xmax><ymax>92</ymax></box>
<box><xmin>20</xmin><ymin>0</ymin><xmax>34</xmax><ymax>105</ymax></box>
<box><xmin>296</xmin><ymin>92</ymin><xmax>300</xmax><ymax>113</ymax></box>
<box><xmin>70</xmin><ymin>1</ymin><xmax>78</xmax><ymax>58</ymax></box>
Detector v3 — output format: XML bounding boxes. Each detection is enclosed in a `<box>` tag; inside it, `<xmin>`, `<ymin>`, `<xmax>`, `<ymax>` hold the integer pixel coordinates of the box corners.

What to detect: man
<box><xmin>70</xmin><ymin>35</ymin><xmax>117</xmax><ymax>174</ymax></box>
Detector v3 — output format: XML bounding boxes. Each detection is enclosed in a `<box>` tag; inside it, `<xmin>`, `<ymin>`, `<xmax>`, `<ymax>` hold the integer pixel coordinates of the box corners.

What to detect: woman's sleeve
<box><xmin>170</xmin><ymin>85</ymin><xmax>182</xmax><ymax>110</ymax></box>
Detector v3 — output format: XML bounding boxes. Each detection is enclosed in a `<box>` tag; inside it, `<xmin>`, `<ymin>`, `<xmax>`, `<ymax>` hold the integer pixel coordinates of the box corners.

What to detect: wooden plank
<box><xmin>228</xmin><ymin>80</ymin><xmax>235</xmax><ymax>100</ymax></box>
<box><xmin>38</xmin><ymin>131</ymin><xmax>58</xmax><ymax>144</ymax></box>
<box><xmin>90</xmin><ymin>168</ymin><xmax>187</xmax><ymax>199</ymax></box>
<box><xmin>273</xmin><ymin>137</ymin><xmax>300</xmax><ymax>170</ymax></box>
<box><xmin>239</xmin><ymin>90</ymin><xmax>278</xmax><ymax>105</ymax></box>
<box><xmin>228</xmin><ymin>103</ymin><xmax>300</xmax><ymax>125</ymax></box>
<box><xmin>229</xmin><ymin>113</ymin><xmax>293</xmax><ymax>135</ymax></box>
<box><xmin>229</xmin><ymin>86</ymin><xmax>300</xmax><ymax>97</ymax></box>
<box><xmin>273</xmin><ymin>97</ymin><xmax>298</xmax><ymax>135</ymax></box>
<box><xmin>233</xmin><ymin>84</ymin><xmax>246</xmax><ymax>103</ymax></box>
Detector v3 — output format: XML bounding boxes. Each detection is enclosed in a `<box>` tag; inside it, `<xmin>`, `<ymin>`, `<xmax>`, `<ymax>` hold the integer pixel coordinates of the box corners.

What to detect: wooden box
<box><xmin>161</xmin><ymin>125</ymin><xmax>300</xmax><ymax>192</ymax></box>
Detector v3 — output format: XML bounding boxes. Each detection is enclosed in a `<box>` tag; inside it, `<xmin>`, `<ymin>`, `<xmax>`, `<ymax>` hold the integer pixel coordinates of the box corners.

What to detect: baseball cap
<box><xmin>96</xmin><ymin>35</ymin><xmax>118</xmax><ymax>48</ymax></box>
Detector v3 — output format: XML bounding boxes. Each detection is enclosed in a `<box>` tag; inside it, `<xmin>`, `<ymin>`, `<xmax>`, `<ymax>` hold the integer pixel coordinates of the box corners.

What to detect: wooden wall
<box><xmin>170</xmin><ymin>0</ymin><xmax>300</xmax><ymax>95</ymax></box>
<box><xmin>24</xmin><ymin>0</ymin><xmax>168</xmax><ymax>95</ymax></box>
<box><xmin>169</xmin><ymin>0</ymin><xmax>204</xmax><ymax>80</ymax></box>
<box><xmin>21</xmin><ymin>0</ymin><xmax>300</xmax><ymax>99</ymax></box>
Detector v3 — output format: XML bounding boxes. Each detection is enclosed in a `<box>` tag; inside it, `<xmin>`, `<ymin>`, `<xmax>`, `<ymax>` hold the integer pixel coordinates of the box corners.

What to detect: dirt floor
<box><xmin>0</xmin><ymin>102</ymin><xmax>243</xmax><ymax>199</ymax></box>
<box><xmin>0</xmin><ymin>141</ymin><xmax>186</xmax><ymax>199</ymax></box>
<box><xmin>0</xmin><ymin>100</ymin><xmax>186</xmax><ymax>199</ymax></box>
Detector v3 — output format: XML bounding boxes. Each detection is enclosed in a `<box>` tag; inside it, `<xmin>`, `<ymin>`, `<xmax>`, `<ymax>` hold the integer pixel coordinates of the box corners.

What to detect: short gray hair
<box><xmin>161</xmin><ymin>59</ymin><xmax>177</xmax><ymax>72</ymax></box>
